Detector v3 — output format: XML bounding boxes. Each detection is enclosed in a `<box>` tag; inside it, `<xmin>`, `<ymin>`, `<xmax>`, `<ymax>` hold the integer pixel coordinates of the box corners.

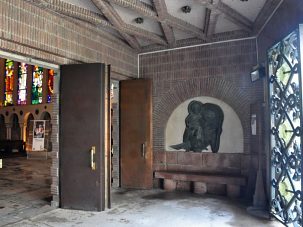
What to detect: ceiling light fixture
<box><xmin>134</xmin><ymin>17</ymin><xmax>144</xmax><ymax>24</ymax></box>
<box><xmin>181</xmin><ymin>5</ymin><xmax>191</xmax><ymax>13</ymax></box>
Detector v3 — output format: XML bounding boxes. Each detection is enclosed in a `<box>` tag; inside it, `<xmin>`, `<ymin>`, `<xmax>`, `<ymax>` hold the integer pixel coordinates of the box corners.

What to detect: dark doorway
<box><xmin>0</xmin><ymin>114</ymin><xmax>6</xmax><ymax>140</ymax></box>
<box><xmin>10</xmin><ymin>114</ymin><xmax>20</xmax><ymax>141</ymax></box>
<box><xmin>40</xmin><ymin>112</ymin><xmax>52</xmax><ymax>152</ymax></box>
<box><xmin>25</xmin><ymin>113</ymin><xmax>34</xmax><ymax>152</ymax></box>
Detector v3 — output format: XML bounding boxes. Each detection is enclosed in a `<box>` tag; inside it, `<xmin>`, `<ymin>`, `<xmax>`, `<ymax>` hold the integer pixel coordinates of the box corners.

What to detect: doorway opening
<box><xmin>0</xmin><ymin>53</ymin><xmax>58</xmax><ymax>225</ymax></box>
<box><xmin>0</xmin><ymin>110</ymin><xmax>53</xmax><ymax>225</ymax></box>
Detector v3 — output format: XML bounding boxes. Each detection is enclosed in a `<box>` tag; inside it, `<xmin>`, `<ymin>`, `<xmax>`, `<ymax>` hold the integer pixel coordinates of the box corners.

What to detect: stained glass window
<box><xmin>32</xmin><ymin>66</ymin><xmax>43</xmax><ymax>104</ymax></box>
<box><xmin>47</xmin><ymin>69</ymin><xmax>54</xmax><ymax>103</ymax></box>
<box><xmin>4</xmin><ymin>59</ymin><xmax>14</xmax><ymax>106</ymax></box>
<box><xmin>18</xmin><ymin>63</ymin><xmax>27</xmax><ymax>105</ymax></box>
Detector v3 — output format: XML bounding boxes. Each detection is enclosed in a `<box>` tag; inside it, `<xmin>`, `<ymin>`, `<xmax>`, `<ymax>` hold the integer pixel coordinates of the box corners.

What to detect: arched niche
<box><xmin>10</xmin><ymin>113</ymin><xmax>21</xmax><ymax>140</ymax></box>
<box><xmin>40</xmin><ymin>111</ymin><xmax>52</xmax><ymax>152</ymax></box>
<box><xmin>0</xmin><ymin>114</ymin><xmax>6</xmax><ymax>140</ymax></box>
<box><xmin>40</xmin><ymin>111</ymin><xmax>51</xmax><ymax>121</ymax></box>
<box><xmin>165</xmin><ymin>96</ymin><xmax>244</xmax><ymax>153</ymax></box>
<box><xmin>24</xmin><ymin>113</ymin><xmax>34</xmax><ymax>150</ymax></box>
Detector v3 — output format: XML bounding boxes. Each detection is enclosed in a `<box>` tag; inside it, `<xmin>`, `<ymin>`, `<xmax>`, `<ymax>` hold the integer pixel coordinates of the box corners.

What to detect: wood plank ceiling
<box><xmin>25</xmin><ymin>0</ymin><xmax>282</xmax><ymax>52</ymax></box>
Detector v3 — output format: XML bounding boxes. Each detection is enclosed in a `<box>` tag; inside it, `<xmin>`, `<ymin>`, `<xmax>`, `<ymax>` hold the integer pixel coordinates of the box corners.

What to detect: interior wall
<box><xmin>0</xmin><ymin>0</ymin><xmax>138</xmax><ymax>79</ymax></box>
<box><xmin>0</xmin><ymin>0</ymin><xmax>138</xmax><ymax>208</ymax></box>
<box><xmin>140</xmin><ymin>38</ymin><xmax>264</xmax><ymax>198</ymax></box>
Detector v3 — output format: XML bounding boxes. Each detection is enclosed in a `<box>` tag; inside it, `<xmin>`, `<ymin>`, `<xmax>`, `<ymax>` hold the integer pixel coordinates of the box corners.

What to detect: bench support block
<box><xmin>194</xmin><ymin>182</ymin><xmax>207</xmax><ymax>194</ymax></box>
<box><xmin>164</xmin><ymin>179</ymin><xmax>176</xmax><ymax>191</ymax></box>
<box><xmin>227</xmin><ymin>185</ymin><xmax>241</xmax><ymax>198</ymax></box>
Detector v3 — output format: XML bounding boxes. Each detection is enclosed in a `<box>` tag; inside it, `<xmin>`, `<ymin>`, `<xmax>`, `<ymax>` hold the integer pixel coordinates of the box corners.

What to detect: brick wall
<box><xmin>0</xmin><ymin>0</ymin><xmax>137</xmax><ymax>79</ymax></box>
<box><xmin>0</xmin><ymin>0</ymin><xmax>137</xmax><ymax>208</ymax></box>
<box><xmin>140</xmin><ymin>38</ymin><xmax>264</xmax><ymax>198</ymax></box>
<box><xmin>111</xmin><ymin>102</ymin><xmax>120</xmax><ymax>188</ymax></box>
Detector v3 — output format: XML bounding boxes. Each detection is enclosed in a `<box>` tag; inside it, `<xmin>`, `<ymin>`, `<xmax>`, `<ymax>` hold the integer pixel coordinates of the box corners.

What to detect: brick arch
<box><xmin>153</xmin><ymin>78</ymin><xmax>251</xmax><ymax>152</ymax></box>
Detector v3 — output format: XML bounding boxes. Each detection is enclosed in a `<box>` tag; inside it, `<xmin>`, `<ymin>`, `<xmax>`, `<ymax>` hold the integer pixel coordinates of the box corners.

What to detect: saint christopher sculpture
<box><xmin>171</xmin><ymin>100</ymin><xmax>224</xmax><ymax>153</ymax></box>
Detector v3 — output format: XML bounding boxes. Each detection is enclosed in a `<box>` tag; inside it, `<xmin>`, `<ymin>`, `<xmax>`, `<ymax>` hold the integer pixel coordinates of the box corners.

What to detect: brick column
<box><xmin>0</xmin><ymin>58</ymin><xmax>5</xmax><ymax>106</ymax></box>
<box><xmin>50</xmin><ymin>93</ymin><xmax>59</xmax><ymax>208</ymax></box>
<box><xmin>42</xmin><ymin>68</ymin><xmax>48</xmax><ymax>104</ymax></box>
<box><xmin>6</xmin><ymin>123</ymin><xmax>11</xmax><ymax>140</ymax></box>
<box><xmin>26</xmin><ymin>65</ymin><xmax>33</xmax><ymax>105</ymax></box>
<box><xmin>13</xmin><ymin>62</ymin><xmax>19</xmax><ymax>106</ymax></box>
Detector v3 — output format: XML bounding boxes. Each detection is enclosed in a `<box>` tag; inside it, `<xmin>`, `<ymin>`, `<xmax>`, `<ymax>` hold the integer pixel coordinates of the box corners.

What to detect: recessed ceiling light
<box><xmin>134</xmin><ymin>17</ymin><xmax>144</xmax><ymax>24</ymax></box>
<box><xmin>181</xmin><ymin>5</ymin><xmax>191</xmax><ymax>14</ymax></box>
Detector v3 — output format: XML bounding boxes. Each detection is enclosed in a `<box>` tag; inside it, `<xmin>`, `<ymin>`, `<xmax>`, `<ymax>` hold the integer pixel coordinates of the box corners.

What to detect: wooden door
<box><xmin>60</xmin><ymin>63</ymin><xmax>108</xmax><ymax>211</ymax></box>
<box><xmin>120</xmin><ymin>79</ymin><xmax>153</xmax><ymax>189</ymax></box>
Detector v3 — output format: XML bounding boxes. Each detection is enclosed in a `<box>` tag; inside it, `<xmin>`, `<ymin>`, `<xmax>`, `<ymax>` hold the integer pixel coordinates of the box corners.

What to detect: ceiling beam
<box><xmin>206</xmin><ymin>9</ymin><xmax>219</xmax><ymax>36</ymax></box>
<box><xmin>91</xmin><ymin>0</ymin><xmax>141</xmax><ymax>49</ymax></box>
<box><xmin>107</xmin><ymin>0</ymin><xmax>158</xmax><ymax>19</ymax></box>
<box><xmin>195</xmin><ymin>0</ymin><xmax>252</xmax><ymax>32</ymax></box>
<box><xmin>203</xmin><ymin>8</ymin><xmax>211</xmax><ymax>35</ymax></box>
<box><xmin>108</xmin><ymin>0</ymin><xmax>207</xmax><ymax>41</ymax></box>
<box><xmin>166</xmin><ymin>15</ymin><xmax>208</xmax><ymax>41</ymax></box>
<box><xmin>253</xmin><ymin>0</ymin><xmax>283</xmax><ymax>34</ymax></box>
<box><xmin>92</xmin><ymin>0</ymin><xmax>167</xmax><ymax>46</ymax></box>
<box><xmin>43</xmin><ymin>0</ymin><xmax>112</xmax><ymax>27</ymax></box>
<box><xmin>24</xmin><ymin>0</ymin><xmax>134</xmax><ymax>48</ymax></box>
<box><xmin>215</xmin><ymin>1</ymin><xmax>253</xmax><ymax>32</ymax></box>
<box><xmin>153</xmin><ymin>0</ymin><xmax>175</xmax><ymax>46</ymax></box>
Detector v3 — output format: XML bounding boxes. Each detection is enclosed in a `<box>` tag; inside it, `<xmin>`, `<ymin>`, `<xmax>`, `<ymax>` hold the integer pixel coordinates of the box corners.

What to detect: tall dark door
<box><xmin>120</xmin><ymin>79</ymin><xmax>153</xmax><ymax>189</ymax></box>
<box><xmin>60</xmin><ymin>63</ymin><xmax>108</xmax><ymax>211</ymax></box>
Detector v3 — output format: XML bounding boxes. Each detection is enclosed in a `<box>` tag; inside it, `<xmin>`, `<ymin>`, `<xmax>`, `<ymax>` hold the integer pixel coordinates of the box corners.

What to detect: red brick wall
<box><xmin>140</xmin><ymin>39</ymin><xmax>264</xmax><ymax>194</ymax></box>
<box><xmin>0</xmin><ymin>0</ymin><xmax>137</xmax><ymax>79</ymax></box>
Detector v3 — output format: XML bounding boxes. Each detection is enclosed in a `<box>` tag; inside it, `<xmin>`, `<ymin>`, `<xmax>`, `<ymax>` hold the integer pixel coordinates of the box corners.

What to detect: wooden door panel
<box><xmin>120</xmin><ymin>79</ymin><xmax>153</xmax><ymax>189</ymax></box>
<box><xmin>60</xmin><ymin>63</ymin><xmax>107</xmax><ymax>211</ymax></box>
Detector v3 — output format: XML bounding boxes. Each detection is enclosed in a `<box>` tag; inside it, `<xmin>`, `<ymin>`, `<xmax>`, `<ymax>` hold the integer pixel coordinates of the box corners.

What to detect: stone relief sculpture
<box><xmin>170</xmin><ymin>100</ymin><xmax>224</xmax><ymax>153</ymax></box>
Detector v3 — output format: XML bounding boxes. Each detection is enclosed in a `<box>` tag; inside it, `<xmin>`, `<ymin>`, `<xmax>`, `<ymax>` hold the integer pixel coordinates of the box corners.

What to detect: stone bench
<box><xmin>154</xmin><ymin>171</ymin><xmax>246</xmax><ymax>198</ymax></box>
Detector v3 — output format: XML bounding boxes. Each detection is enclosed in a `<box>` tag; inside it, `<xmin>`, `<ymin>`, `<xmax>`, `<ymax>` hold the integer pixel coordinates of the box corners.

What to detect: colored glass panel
<box><xmin>4</xmin><ymin>59</ymin><xmax>14</xmax><ymax>106</ymax></box>
<box><xmin>32</xmin><ymin>66</ymin><xmax>43</xmax><ymax>104</ymax></box>
<box><xmin>18</xmin><ymin>63</ymin><xmax>27</xmax><ymax>105</ymax></box>
<box><xmin>47</xmin><ymin>69</ymin><xmax>54</xmax><ymax>103</ymax></box>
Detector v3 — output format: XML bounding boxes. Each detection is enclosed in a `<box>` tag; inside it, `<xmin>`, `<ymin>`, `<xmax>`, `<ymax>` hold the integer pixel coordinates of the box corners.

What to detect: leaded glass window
<box><xmin>4</xmin><ymin>59</ymin><xmax>14</xmax><ymax>106</ymax></box>
<box><xmin>47</xmin><ymin>69</ymin><xmax>54</xmax><ymax>103</ymax></box>
<box><xmin>32</xmin><ymin>66</ymin><xmax>43</xmax><ymax>104</ymax></box>
<box><xmin>18</xmin><ymin>63</ymin><xmax>27</xmax><ymax>105</ymax></box>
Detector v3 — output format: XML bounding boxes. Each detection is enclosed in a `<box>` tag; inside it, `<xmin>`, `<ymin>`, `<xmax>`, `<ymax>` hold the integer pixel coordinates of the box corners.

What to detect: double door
<box><xmin>60</xmin><ymin>63</ymin><xmax>152</xmax><ymax>211</ymax></box>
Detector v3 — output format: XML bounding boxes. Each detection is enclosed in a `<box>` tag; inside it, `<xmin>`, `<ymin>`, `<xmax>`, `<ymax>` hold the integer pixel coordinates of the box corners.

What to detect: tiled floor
<box><xmin>0</xmin><ymin>156</ymin><xmax>52</xmax><ymax>226</ymax></box>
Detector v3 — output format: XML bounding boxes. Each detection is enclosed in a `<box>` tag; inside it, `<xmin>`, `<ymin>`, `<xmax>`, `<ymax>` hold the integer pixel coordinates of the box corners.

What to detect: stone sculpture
<box><xmin>170</xmin><ymin>100</ymin><xmax>224</xmax><ymax>153</ymax></box>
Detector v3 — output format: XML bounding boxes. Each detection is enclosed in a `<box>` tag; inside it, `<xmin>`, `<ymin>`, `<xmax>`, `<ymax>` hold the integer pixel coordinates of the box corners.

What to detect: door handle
<box><xmin>141</xmin><ymin>143</ymin><xmax>146</xmax><ymax>159</ymax></box>
<box><xmin>91</xmin><ymin>146</ymin><xmax>96</xmax><ymax>170</ymax></box>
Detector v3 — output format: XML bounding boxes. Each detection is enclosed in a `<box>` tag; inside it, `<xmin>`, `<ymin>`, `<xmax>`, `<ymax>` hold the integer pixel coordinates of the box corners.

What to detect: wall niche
<box><xmin>166</xmin><ymin>96</ymin><xmax>244</xmax><ymax>153</ymax></box>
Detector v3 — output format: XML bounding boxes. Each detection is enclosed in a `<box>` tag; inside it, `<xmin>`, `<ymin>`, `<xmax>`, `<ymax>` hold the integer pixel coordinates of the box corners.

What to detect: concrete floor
<box><xmin>0</xmin><ymin>156</ymin><xmax>52</xmax><ymax>226</ymax></box>
<box><xmin>0</xmin><ymin>157</ymin><xmax>284</xmax><ymax>227</ymax></box>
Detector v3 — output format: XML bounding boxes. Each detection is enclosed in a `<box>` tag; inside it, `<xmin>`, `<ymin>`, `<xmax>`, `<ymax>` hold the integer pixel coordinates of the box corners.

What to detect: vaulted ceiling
<box><xmin>26</xmin><ymin>0</ymin><xmax>282</xmax><ymax>52</ymax></box>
